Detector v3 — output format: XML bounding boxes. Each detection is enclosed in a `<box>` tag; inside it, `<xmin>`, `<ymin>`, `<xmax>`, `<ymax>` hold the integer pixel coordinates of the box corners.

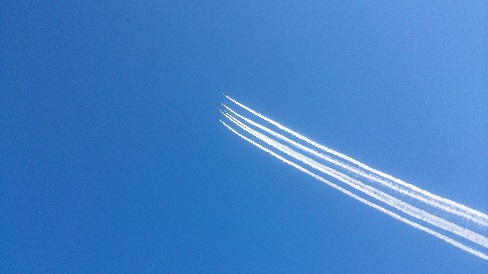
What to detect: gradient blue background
<box><xmin>2</xmin><ymin>1</ymin><xmax>487</xmax><ymax>272</ymax></box>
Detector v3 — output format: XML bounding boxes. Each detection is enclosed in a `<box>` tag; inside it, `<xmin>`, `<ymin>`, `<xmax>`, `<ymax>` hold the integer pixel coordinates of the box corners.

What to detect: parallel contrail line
<box><xmin>222</xmin><ymin>111</ymin><xmax>488</xmax><ymax>249</ymax></box>
<box><xmin>221</xmin><ymin>103</ymin><xmax>488</xmax><ymax>227</ymax></box>
<box><xmin>224</xmin><ymin>95</ymin><xmax>488</xmax><ymax>224</ymax></box>
<box><xmin>219</xmin><ymin>119</ymin><xmax>488</xmax><ymax>261</ymax></box>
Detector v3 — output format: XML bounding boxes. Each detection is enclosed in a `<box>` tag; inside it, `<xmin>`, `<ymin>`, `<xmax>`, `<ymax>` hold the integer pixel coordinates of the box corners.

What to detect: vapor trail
<box><xmin>224</xmin><ymin>95</ymin><xmax>488</xmax><ymax>226</ymax></box>
<box><xmin>221</xmin><ymin>103</ymin><xmax>488</xmax><ymax>227</ymax></box>
<box><xmin>222</xmin><ymin>111</ymin><xmax>488</xmax><ymax>249</ymax></box>
<box><xmin>219</xmin><ymin>119</ymin><xmax>488</xmax><ymax>260</ymax></box>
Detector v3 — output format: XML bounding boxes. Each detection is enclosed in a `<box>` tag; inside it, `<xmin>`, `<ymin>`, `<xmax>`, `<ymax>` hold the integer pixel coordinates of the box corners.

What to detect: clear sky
<box><xmin>2</xmin><ymin>1</ymin><xmax>487</xmax><ymax>273</ymax></box>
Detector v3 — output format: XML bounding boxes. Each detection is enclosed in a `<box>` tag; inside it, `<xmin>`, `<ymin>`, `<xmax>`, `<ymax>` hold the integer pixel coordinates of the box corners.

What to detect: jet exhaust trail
<box><xmin>223</xmin><ymin>95</ymin><xmax>488</xmax><ymax>226</ymax></box>
<box><xmin>221</xmin><ymin>103</ymin><xmax>488</xmax><ymax>227</ymax></box>
<box><xmin>219</xmin><ymin>95</ymin><xmax>488</xmax><ymax>260</ymax></box>
<box><xmin>221</xmin><ymin>109</ymin><xmax>488</xmax><ymax>249</ymax></box>
<box><xmin>219</xmin><ymin>119</ymin><xmax>488</xmax><ymax>260</ymax></box>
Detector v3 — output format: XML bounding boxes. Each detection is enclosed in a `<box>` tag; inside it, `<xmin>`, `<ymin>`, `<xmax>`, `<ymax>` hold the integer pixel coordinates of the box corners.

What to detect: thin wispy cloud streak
<box><xmin>219</xmin><ymin>95</ymin><xmax>488</xmax><ymax>260</ymax></box>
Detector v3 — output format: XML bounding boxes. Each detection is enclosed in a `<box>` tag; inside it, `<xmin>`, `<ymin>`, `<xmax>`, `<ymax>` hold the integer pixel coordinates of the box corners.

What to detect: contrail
<box><xmin>219</xmin><ymin>119</ymin><xmax>488</xmax><ymax>260</ymax></box>
<box><xmin>221</xmin><ymin>103</ymin><xmax>488</xmax><ymax>227</ymax></box>
<box><xmin>224</xmin><ymin>94</ymin><xmax>488</xmax><ymax>226</ymax></box>
<box><xmin>221</xmin><ymin>110</ymin><xmax>488</xmax><ymax>250</ymax></box>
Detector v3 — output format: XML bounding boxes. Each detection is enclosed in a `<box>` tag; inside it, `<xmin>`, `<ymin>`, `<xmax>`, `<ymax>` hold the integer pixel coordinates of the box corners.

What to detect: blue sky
<box><xmin>2</xmin><ymin>1</ymin><xmax>487</xmax><ymax>272</ymax></box>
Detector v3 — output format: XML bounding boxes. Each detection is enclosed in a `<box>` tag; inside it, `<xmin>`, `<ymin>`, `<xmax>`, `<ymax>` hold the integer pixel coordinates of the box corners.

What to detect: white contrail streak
<box><xmin>219</xmin><ymin>119</ymin><xmax>488</xmax><ymax>260</ymax></box>
<box><xmin>222</xmin><ymin>111</ymin><xmax>488</xmax><ymax>250</ymax></box>
<box><xmin>221</xmin><ymin>103</ymin><xmax>488</xmax><ymax>227</ymax></box>
<box><xmin>224</xmin><ymin>95</ymin><xmax>488</xmax><ymax>226</ymax></box>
